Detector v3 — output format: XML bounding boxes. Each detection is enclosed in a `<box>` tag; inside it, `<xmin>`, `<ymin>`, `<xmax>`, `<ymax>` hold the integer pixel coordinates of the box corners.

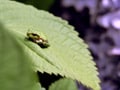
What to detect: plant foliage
<box><xmin>13</xmin><ymin>0</ymin><xmax>55</xmax><ymax>10</ymax></box>
<box><xmin>0</xmin><ymin>0</ymin><xmax>100</xmax><ymax>90</ymax></box>
<box><xmin>0</xmin><ymin>23</ymin><xmax>41</xmax><ymax>90</ymax></box>
<box><xmin>49</xmin><ymin>78</ymin><xmax>78</xmax><ymax>90</ymax></box>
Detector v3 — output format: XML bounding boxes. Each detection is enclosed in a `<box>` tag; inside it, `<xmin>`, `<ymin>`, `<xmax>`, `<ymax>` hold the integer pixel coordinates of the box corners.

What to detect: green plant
<box><xmin>14</xmin><ymin>0</ymin><xmax>55</xmax><ymax>10</ymax></box>
<box><xmin>0</xmin><ymin>0</ymin><xmax>100</xmax><ymax>90</ymax></box>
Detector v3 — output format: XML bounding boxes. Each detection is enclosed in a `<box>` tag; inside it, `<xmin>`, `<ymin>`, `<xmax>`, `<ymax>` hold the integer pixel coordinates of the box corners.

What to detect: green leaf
<box><xmin>0</xmin><ymin>23</ymin><xmax>41</xmax><ymax>90</ymax></box>
<box><xmin>25</xmin><ymin>0</ymin><xmax>55</xmax><ymax>10</ymax></box>
<box><xmin>49</xmin><ymin>78</ymin><xmax>78</xmax><ymax>90</ymax></box>
<box><xmin>12</xmin><ymin>0</ymin><xmax>55</xmax><ymax>10</ymax></box>
<box><xmin>0</xmin><ymin>1</ymin><xmax>100</xmax><ymax>90</ymax></box>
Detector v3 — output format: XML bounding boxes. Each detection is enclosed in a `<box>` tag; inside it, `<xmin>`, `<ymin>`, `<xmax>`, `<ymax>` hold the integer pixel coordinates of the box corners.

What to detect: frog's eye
<box><xmin>31</xmin><ymin>33</ymin><xmax>40</xmax><ymax>37</ymax></box>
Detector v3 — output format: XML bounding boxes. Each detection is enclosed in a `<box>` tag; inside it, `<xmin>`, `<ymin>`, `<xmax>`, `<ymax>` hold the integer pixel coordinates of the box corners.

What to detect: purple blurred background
<box><xmin>49</xmin><ymin>0</ymin><xmax>120</xmax><ymax>90</ymax></box>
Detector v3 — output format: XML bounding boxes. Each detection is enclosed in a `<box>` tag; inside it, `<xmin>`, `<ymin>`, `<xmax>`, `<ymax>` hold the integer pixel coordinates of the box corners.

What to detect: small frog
<box><xmin>27</xmin><ymin>31</ymin><xmax>50</xmax><ymax>48</ymax></box>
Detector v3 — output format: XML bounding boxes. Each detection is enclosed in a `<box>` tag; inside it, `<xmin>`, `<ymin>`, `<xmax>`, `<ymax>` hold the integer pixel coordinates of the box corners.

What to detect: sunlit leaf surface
<box><xmin>0</xmin><ymin>1</ymin><xmax>100</xmax><ymax>90</ymax></box>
